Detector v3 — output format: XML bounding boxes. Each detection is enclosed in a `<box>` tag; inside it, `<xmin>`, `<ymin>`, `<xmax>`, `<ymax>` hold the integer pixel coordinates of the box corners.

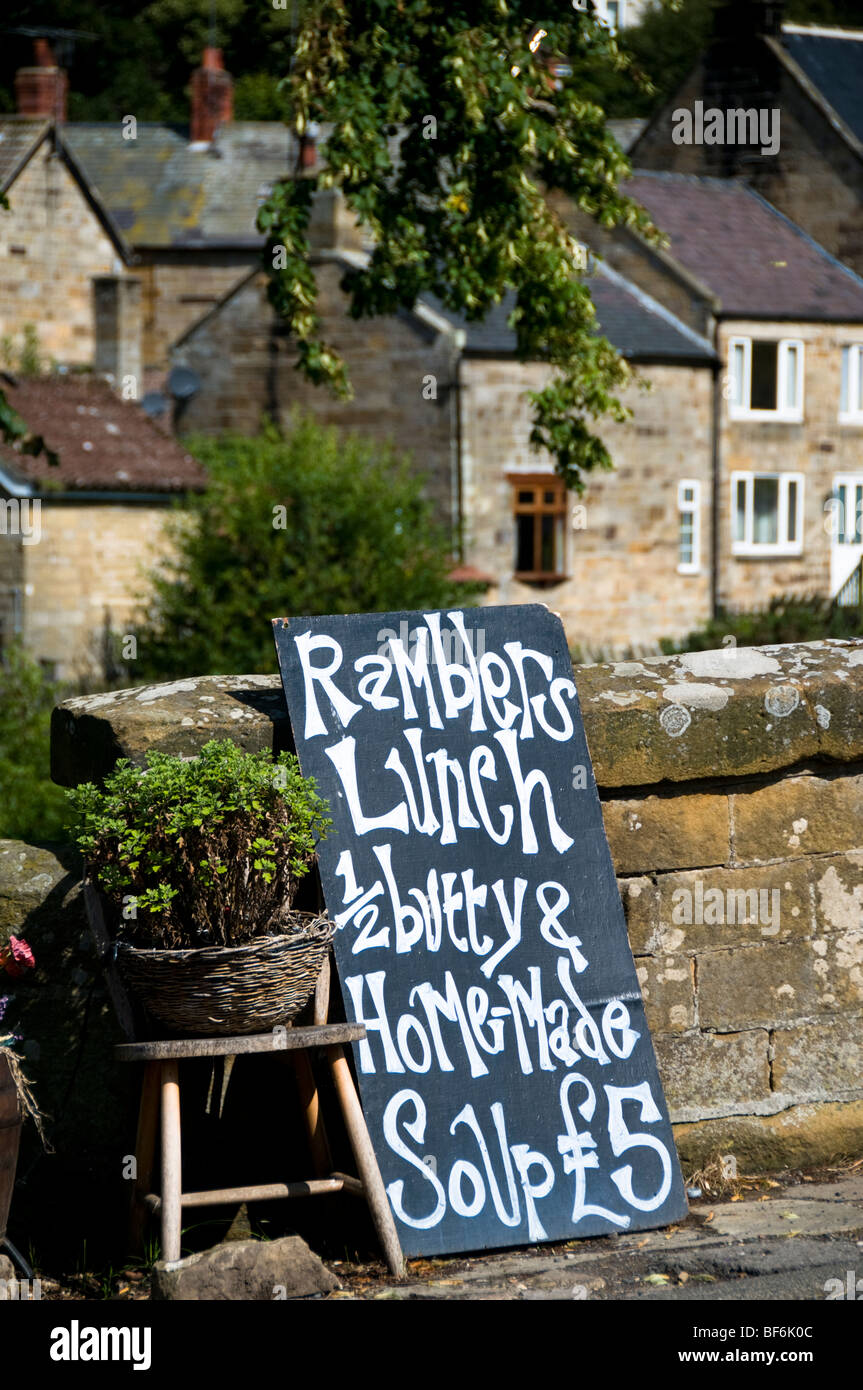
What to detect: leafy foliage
<box><xmin>258</xmin><ymin>2</ymin><xmax>660</xmax><ymax>490</ymax></box>
<box><xmin>0</xmin><ymin>643</ymin><xmax>69</xmax><ymax>842</ymax></box>
<box><xmin>661</xmin><ymin>595</ymin><xmax>863</xmax><ymax>654</ymax></box>
<box><xmin>131</xmin><ymin>416</ymin><xmax>479</xmax><ymax>680</ymax></box>
<box><xmin>66</xmin><ymin>739</ymin><xmax>332</xmax><ymax>948</ymax></box>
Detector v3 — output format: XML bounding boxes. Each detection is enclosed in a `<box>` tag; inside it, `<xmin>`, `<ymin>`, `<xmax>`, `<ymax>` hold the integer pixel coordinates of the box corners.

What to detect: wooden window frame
<box><xmin>510</xmin><ymin>474</ymin><xmax>568</xmax><ymax>583</ymax></box>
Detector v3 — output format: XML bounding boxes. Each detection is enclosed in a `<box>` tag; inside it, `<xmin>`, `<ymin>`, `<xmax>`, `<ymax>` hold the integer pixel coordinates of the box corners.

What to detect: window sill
<box><xmin>677</xmin><ymin>564</ymin><xmax>701</xmax><ymax>575</ymax></box>
<box><xmin>732</xmin><ymin>544</ymin><xmax>803</xmax><ymax>558</ymax></box>
<box><xmin>838</xmin><ymin>413</ymin><xmax>863</xmax><ymax>426</ymax></box>
<box><xmin>514</xmin><ymin>573</ymin><xmax>569</xmax><ymax>587</ymax></box>
<box><xmin>729</xmin><ymin>408</ymin><xmax>804</xmax><ymax>424</ymax></box>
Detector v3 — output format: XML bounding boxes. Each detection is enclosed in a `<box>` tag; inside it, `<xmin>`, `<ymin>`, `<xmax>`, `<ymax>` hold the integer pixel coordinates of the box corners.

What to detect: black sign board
<box><xmin>273</xmin><ymin>605</ymin><xmax>687</xmax><ymax>1256</ymax></box>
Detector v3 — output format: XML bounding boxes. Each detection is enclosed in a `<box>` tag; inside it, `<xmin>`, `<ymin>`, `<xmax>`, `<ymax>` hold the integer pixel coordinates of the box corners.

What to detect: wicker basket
<box><xmin>116</xmin><ymin>913</ymin><xmax>334</xmax><ymax>1037</ymax></box>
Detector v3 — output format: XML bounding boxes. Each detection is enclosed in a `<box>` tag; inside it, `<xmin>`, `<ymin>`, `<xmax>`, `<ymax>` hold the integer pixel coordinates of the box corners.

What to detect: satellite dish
<box><xmin>167</xmin><ymin>366</ymin><xmax>201</xmax><ymax>401</ymax></box>
<box><xmin>142</xmin><ymin>391</ymin><xmax>168</xmax><ymax>418</ymax></box>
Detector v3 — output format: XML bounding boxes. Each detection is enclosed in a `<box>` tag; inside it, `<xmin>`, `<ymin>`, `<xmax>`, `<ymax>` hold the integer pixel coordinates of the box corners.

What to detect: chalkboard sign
<box><xmin>273</xmin><ymin>606</ymin><xmax>687</xmax><ymax>1257</ymax></box>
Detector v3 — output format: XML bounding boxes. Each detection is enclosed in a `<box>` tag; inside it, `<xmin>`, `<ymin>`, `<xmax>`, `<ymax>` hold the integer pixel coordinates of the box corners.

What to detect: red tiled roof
<box><xmin>626</xmin><ymin>172</ymin><xmax>863</xmax><ymax>321</ymax></box>
<box><xmin>0</xmin><ymin>375</ymin><xmax>206</xmax><ymax>493</ymax></box>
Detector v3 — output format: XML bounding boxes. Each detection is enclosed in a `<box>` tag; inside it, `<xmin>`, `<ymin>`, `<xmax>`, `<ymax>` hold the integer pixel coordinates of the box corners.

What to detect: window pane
<box><xmin>787</xmin><ymin>480</ymin><xmax>798</xmax><ymax>542</ymax></box>
<box><xmin>679</xmin><ymin>513</ymin><xmax>694</xmax><ymax>566</ymax></box>
<box><xmin>841</xmin><ymin>348</ymin><xmax>851</xmax><ymax>415</ymax></box>
<box><xmin>784</xmin><ymin>345</ymin><xmax>798</xmax><ymax>409</ymax></box>
<box><xmin>856</xmin><ymin>486</ymin><xmax>863</xmax><ymax>544</ymax></box>
<box><xmin>540</xmin><ymin>515</ymin><xmax>555</xmax><ymax>573</ymax></box>
<box><xmin>837</xmin><ymin>485</ymin><xmax>847</xmax><ymax>544</ymax></box>
<box><xmin>518</xmin><ymin>490</ymin><xmax>534</xmax><ymax>505</ymax></box>
<box><xmin>753</xmin><ymin>476</ymin><xmax>779</xmax><ymax>543</ymax></box>
<box><xmin>735</xmin><ymin>479</ymin><xmax>747</xmax><ymax>542</ymax></box>
<box><xmin>731</xmin><ymin>343</ymin><xmax>746</xmax><ymax>407</ymax></box>
<box><xmin>516</xmin><ymin>514</ymin><xmax>534</xmax><ymax>572</ymax></box>
<box><xmin>751</xmin><ymin>341</ymin><xmax>778</xmax><ymax>410</ymax></box>
<box><xmin>543</xmin><ymin>489</ymin><xmax>556</xmax><ymax>505</ymax></box>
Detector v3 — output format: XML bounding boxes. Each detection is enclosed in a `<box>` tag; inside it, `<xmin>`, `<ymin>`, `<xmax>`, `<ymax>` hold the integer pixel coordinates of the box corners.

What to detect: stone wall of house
<box><xmin>46</xmin><ymin>636</ymin><xmax>863</xmax><ymax>1170</ymax></box>
<box><xmin>716</xmin><ymin>318</ymin><xmax>863</xmax><ymax>611</ymax></box>
<box><xmin>21</xmin><ymin>501</ymin><xmax>179</xmax><ymax>681</ymax></box>
<box><xmin>172</xmin><ymin>264</ymin><xmax>459</xmax><ymax>521</ymax></box>
<box><xmin>461</xmin><ymin>358</ymin><xmax>715</xmax><ymax>656</ymax></box>
<box><xmin>136</xmin><ymin>252</ymin><xmax>259</xmax><ymax>369</ymax></box>
<box><xmin>0</xmin><ymin>141</ymin><xmax>122</xmax><ymax>364</ymax></box>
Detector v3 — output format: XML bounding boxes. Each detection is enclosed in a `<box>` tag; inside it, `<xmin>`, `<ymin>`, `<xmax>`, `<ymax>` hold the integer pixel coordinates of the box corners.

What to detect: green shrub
<box><xmin>66</xmin><ymin>739</ymin><xmax>331</xmax><ymax>949</ymax></box>
<box><xmin>662</xmin><ymin>595</ymin><xmax>863</xmax><ymax>655</ymax></box>
<box><xmin>0</xmin><ymin>643</ymin><xmax>68</xmax><ymax>842</ymax></box>
<box><xmin>131</xmin><ymin>416</ymin><xmax>481</xmax><ymax>681</ymax></box>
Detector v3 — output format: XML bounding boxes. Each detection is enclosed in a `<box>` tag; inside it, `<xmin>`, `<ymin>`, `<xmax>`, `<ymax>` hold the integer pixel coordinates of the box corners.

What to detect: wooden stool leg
<box><xmin>129</xmin><ymin>1061</ymin><xmax>160</xmax><ymax>1255</ymax></box>
<box><xmin>292</xmin><ymin>1051</ymin><xmax>333</xmax><ymax>1177</ymax></box>
<box><xmin>160</xmin><ymin>1060</ymin><xmax>182</xmax><ymax>1264</ymax></box>
<box><xmin>329</xmin><ymin>1045</ymin><xmax>405</xmax><ymax>1278</ymax></box>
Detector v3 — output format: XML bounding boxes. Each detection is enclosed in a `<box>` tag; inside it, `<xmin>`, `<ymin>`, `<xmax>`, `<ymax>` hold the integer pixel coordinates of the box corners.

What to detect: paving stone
<box><xmin>689</xmin><ymin>1197</ymin><xmax>863</xmax><ymax>1239</ymax></box>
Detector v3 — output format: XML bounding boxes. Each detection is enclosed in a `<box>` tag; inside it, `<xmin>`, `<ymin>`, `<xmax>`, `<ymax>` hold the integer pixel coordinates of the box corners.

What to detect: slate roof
<box><xmin>420</xmin><ymin>260</ymin><xmax>716</xmax><ymax>363</ymax></box>
<box><xmin>0</xmin><ymin>376</ymin><xmax>206</xmax><ymax>494</ymax></box>
<box><xmin>61</xmin><ymin>122</ymin><xmax>301</xmax><ymax>248</ymax></box>
<box><xmin>780</xmin><ymin>26</ymin><xmax>863</xmax><ymax>148</ymax></box>
<box><xmin>625</xmin><ymin>171</ymin><xmax>863</xmax><ymax>321</ymax></box>
<box><xmin>0</xmin><ymin>117</ymin><xmax>50</xmax><ymax>191</ymax></box>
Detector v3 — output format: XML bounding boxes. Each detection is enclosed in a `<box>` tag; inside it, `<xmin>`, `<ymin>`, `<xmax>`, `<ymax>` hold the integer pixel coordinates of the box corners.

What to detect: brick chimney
<box><xmin>190</xmin><ymin>47</ymin><xmax>233</xmax><ymax>145</ymax></box>
<box><xmin>15</xmin><ymin>39</ymin><xmax>68</xmax><ymax>122</ymax></box>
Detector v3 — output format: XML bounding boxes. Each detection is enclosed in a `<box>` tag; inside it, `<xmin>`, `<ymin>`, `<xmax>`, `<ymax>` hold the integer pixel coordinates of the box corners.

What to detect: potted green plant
<box><xmin>67</xmin><ymin>739</ymin><xmax>333</xmax><ymax>1037</ymax></box>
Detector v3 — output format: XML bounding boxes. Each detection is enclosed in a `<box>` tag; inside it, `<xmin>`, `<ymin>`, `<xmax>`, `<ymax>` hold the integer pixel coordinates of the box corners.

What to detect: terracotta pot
<box><xmin>0</xmin><ymin>1052</ymin><xmax>22</xmax><ymax>1242</ymax></box>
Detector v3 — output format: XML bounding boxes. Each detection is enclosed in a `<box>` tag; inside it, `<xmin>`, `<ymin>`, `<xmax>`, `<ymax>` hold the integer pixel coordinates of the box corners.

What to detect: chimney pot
<box><xmin>15</xmin><ymin>39</ymin><xmax>68</xmax><ymax>121</ymax></box>
<box><xmin>190</xmin><ymin>48</ymin><xmax>233</xmax><ymax>145</ymax></box>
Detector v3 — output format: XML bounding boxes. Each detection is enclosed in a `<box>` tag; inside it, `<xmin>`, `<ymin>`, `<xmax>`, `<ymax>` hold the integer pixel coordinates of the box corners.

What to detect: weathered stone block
<box><xmin>634</xmin><ymin>955</ymin><xmax>695</xmax><ymax>1033</ymax></box>
<box><xmin>576</xmin><ymin>641</ymin><xmax>863</xmax><ymax>787</ymax></box>
<box><xmin>673</xmin><ymin>1099</ymin><xmax>863</xmax><ymax>1171</ymax></box>
<box><xmin>731</xmin><ymin>772</ymin><xmax>863</xmax><ymax>863</ymax></box>
<box><xmin>602</xmin><ymin>792</ymin><xmax>730</xmax><ymax>874</ymax></box>
<box><xmin>772</xmin><ymin>1015</ymin><xmax>863</xmax><ymax>1098</ymax></box>
<box><xmin>151</xmin><ymin>1235</ymin><xmax>339</xmax><ymax>1301</ymax></box>
<box><xmin>697</xmin><ymin>937</ymin><xmax>863</xmax><ymax>1029</ymax></box>
<box><xmin>654</xmin><ymin>859</ymin><xmax>811</xmax><ymax>953</ymax></box>
<box><xmin>618</xmin><ymin>876</ymin><xmax>659</xmax><ymax>954</ymax></box>
<box><xmin>51</xmin><ymin>675</ymin><xmax>292</xmax><ymax>787</ymax></box>
<box><xmin>810</xmin><ymin>851</ymin><xmax>863</xmax><ymax>936</ymax></box>
<box><xmin>654</xmin><ymin>1029</ymin><xmax>771</xmax><ymax>1118</ymax></box>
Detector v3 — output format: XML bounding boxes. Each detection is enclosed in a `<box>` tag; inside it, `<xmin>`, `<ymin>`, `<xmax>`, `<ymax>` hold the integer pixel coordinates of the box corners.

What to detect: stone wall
<box><xmin>461</xmin><ymin>358</ymin><xmax>714</xmax><ymax>655</ymax></box>
<box><xmin>0</xmin><ymin>139</ymin><xmax>123</xmax><ymax>364</ymax></box>
<box><xmin>716</xmin><ymin>319</ymin><xmax>863</xmax><ymax>613</ymax></box>
<box><xmin>45</xmin><ymin>637</ymin><xmax>863</xmax><ymax>1171</ymax></box>
<box><xmin>21</xmin><ymin>500</ymin><xmax>181</xmax><ymax>682</ymax></box>
<box><xmin>171</xmin><ymin>265</ymin><xmax>459</xmax><ymax>523</ymax></box>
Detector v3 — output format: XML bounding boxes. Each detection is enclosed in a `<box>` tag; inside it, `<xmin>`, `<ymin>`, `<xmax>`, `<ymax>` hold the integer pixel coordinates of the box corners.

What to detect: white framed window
<box><xmin>677</xmin><ymin>479</ymin><xmax>701</xmax><ymax>574</ymax></box>
<box><xmin>731</xmin><ymin>471</ymin><xmax>804</xmax><ymax>556</ymax></box>
<box><xmin>839</xmin><ymin>345</ymin><xmax>863</xmax><ymax>422</ymax></box>
<box><xmin>728</xmin><ymin>337</ymin><xmax>804</xmax><ymax>422</ymax></box>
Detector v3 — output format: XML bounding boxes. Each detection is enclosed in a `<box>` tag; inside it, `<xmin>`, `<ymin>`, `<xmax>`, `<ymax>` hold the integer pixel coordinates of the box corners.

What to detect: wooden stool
<box><xmin>84</xmin><ymin>881</ymin><xmax>404</xmax><ymax>1278</ymax></box>
<box><xmin>115</xmin><ymin>1019</ymin><xmax>404</xmax><ymax>1276</ymax></box>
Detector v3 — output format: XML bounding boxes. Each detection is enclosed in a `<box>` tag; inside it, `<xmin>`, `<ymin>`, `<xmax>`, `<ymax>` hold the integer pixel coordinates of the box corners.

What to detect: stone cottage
<box><xmin>0</xmin><ymin>374</ymin><xmax>205</xmax><ymax>682</ymax></box>
<box><xmin>562</xmin><ymin>171</ymin><xmax>863</xmax><ymax>619</ymax></box>
<box><xmin>1</xmin><ymin>41</ymin><xmax>305</xmax><ymax>381</ymax></box>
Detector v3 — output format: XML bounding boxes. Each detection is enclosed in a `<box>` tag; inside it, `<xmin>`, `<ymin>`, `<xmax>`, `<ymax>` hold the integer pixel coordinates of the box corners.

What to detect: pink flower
<box><xmin>1</xmin><ymin>936</ymin><xmax>35</xmax><ymax>979</ymax></box>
